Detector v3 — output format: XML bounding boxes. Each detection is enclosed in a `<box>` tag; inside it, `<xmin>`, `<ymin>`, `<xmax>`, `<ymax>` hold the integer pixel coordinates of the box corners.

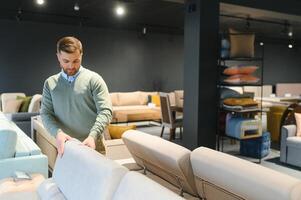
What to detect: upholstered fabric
<box><xmin>17</xmin><ymin>96</ymin><xmax>32</xmax><ymax>112</ymax></box>
<box><xmin>118</xmin><ymin>91</ymin><xmax>143</xmax><ymax>106</ymax></box>
<box><xmin>112</xmin><ymin>171</ymin><xmax>185</xmax><ymax>200</ymax></box>
<box><xmin>168</xmin><ymin>92</ymin><xmax>176</xmax><ymax>106</ymax></box>
<box><xmin>229</xmin><ymin>29</ymin><xmax>255</xmax><ymax>58</ymax></box>
<box><xmin>38</xmin><ymin>178</ymin><xmax>66</xmax><ymax>200</ymax></box>
<box><xmin>28</xmin><ymin>94</ymin><xmax>42</xmax><ymax>113</ymax></box>
<box><xmin>0</xmin><ymin>123</ymin><xmax>17</xmax><ymax>159</ymax></box>
<box><xmin>151</xmin><ymin>95</ymin><xmax>161</xmax><ymax>106</ymax></box>
<box><xmin>3</xmin><ymin>99</ymin><xmax>23</xmax><ymax>113</ymax></box>
<box><xmin>140</xmin><ymin>91</ymin><xmax>158</xmax><ymax>105</ymax></box>
<box><xmin>223</xmin><ymin>65</ymin><xmax>258</xmax><ymax>75</ymax></box>
<box><xmin>174</xmin><ymin>90</ymin><xmax>184</xmax><ymax>108</ymax></box>
<box><xmin>224</xmin><ymin>74</ymin><xmax>259</xmax><ymax>84</ymax></box>
<box><xmin>108</xmin><ymin>124</ymin><xmax>136</xmax><ymax>139</ymax></box>
<box><xmin>1</xmin><ymin>93</ymin><xmax>25</xmax><ymax>113</ymax></box>
<box><xmin>191</xmin><ymin>147</ymin><xmax>301</xmax><ymax>200</ymax></box>
<box><xmin>53</xmin><ymin>140</ymin><xmax>128</xmax><ymax>200</ymax></box>
<box><xmin>295</xmin><ymin>113</ymin><xmax>301</xmax><ymax>137</ymax></box>
<box><xmin>122</xmin><ymin>130</ymin><xmax>197</xmax><ymax>196</ymax></box>
<box><xmin>110</xmin><ymin>93</ymin><xmax>119</xmax><ymax>106</ymax></box>
<box><xmin>276</xmin><ymin>83</ymin><xmax>301</xmax><ymax>97</ymax></box>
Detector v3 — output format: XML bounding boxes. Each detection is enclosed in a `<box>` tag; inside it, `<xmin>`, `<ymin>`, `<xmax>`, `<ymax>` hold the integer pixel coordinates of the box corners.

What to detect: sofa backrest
<box><xmin>122</xmin><ymin>130</ymin><xmax>198</xmax><ymax>196</ymax></box>
<box><xmin>191</xmin><ymin>147</ymin><xmax>301</xmax><ymax>200</ymax></box>
<box><xmin>53</xmin><ymin>140</ymin><xmax>128</xmax><ymax>200</ymax></box>
<box><xmin>109</xmin><ymin>91</ymin><xmax>158</xmax><ymax>106</ymax></box>
<box><xmin>28</xmin><ymin>94</ymin><xmax>42</xmax><ymax>113</ymax></box>
<box><xmin>112</xmin><ymin>171</ymin><xmax>185</xmax><ymax>200</ymax></box>
<box><xmin>276</xmin><ymin>83</ymin><xmax>301</xmax><ymax>97</ymax></box>
<box><xmin>174</xmin><ymin>90</ymin><xmax>183</xmax><ymax>107</ymax></box>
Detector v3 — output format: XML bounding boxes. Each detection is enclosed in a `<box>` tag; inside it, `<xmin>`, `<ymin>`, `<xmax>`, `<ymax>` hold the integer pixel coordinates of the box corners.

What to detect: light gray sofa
<box><xmin>280</xmin><ymin>124</ymin><xmax>301</xmax><ymax>167</ymax></box>
<box><xmin>0</xmin><ymin>140</ymin><xmax>184</xmax><ymax>200</ymax></box>
<box><xmin>123</xmin><ymin>130</ymin><xmax>301</xmax><ymax>200</ymax></box>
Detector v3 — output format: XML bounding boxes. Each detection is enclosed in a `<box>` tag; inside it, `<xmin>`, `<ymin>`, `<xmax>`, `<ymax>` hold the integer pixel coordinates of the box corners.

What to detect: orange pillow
<box><xmin>223</xmin><ymin>66</ymin><xmax>258</xmax><ymax>75</ymax></box>
<box><xmin>295</xmin><ymin>113</ymin><xmax>301</xmax><ymax>137</ymax></box>
<box><xmin>224</xmin><ymin>75</ymin><xmax>259</xmax><ymax>84</ymax></box>
<box><xmin>151</xmin><ymin>95</ymin><xmax>161</xmax><ymax>106</ymax></box>
<box><xmin>108</xmin><ymin>125</ymin><xmax>136</xmax><ymax>139</ymax></box>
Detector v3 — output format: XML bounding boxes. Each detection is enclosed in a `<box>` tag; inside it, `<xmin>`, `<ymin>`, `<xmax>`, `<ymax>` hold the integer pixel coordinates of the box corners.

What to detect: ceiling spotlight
<box><xmin>288</xmin><ymin>26</ymin><xmax>293</xmax><ymax>37</ymax></box>
<box><xmin>74</xmin><ymin>3</ymin><xmax>80</xmax><ymax>11</ymax></box>
<box><xmin>115</xmin><ymin>6</ymin><xmax>125</xmax><ymax>16</ymax></box>
<box><xmin>36</xmin><ymin>0</ymin><xmax>45</xmax><ymax>5</ymax></box>
<box><xmin>142</xmin><ymin>27</ymin><xmax>147</xmax><ymax>35</ymax></box>
<box><xmin>259</xmin><ymin>42</ymin><xmax>264</xmax><ymax>46</ymax></box>
<box><xmin>288</xmin><ymin>43</ymin><xmax>293</xmax><ymax>49</ymax></box>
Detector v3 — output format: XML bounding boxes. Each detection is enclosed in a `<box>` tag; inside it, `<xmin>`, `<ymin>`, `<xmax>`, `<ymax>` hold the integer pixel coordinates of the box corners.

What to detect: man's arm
<box><xmin>88</xmin><ymin>74</ymin><xmax>113</xmax><ymax>140</ymax></box>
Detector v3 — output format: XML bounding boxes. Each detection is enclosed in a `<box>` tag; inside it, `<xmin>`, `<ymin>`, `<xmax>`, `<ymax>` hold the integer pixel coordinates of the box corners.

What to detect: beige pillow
<box><xmin>3</xmin><ymin>99</ymin><xmax>23</xmax><ymax>113</ymax></box>
<box><xmin>229</xmin><ymin>28</ymin><xmax>255</xmax><ymax>58</ymax></box>
<box><xmin>295</xmin><ymin>113</ymin><xmax>301</xmax><ymax>137</ymax></box>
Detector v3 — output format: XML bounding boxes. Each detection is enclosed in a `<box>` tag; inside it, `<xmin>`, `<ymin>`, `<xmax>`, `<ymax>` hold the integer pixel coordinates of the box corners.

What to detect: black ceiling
<box><xmin>0</xmin><ymin>0</ymin><xmax>184</xmax><ymax>34</ymax></box>
<box><xmin>0</xmin><ymin>0</ymin><xmax>301</xmax><ymax>42</ymax></box>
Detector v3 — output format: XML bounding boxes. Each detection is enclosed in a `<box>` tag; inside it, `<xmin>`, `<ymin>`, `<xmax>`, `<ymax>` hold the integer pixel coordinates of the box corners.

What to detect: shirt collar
<box><xmin>61</xmin><ymin>66</ymin><xmax>82</xmax><ymax>83</ymax></box>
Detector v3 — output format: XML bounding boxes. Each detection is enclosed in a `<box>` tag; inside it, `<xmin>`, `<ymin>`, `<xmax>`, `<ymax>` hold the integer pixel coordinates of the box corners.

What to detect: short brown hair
<box><xmin>57</xmin><ymin>36</ymin><xmax>83</xmax><ymax>54</ymax></box>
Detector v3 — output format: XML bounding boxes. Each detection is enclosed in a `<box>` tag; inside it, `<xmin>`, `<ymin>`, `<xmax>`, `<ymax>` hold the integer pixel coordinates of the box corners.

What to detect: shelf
<box><xmin>218</xmin><ymin>83</ymin><xmax>262</xmax><ymax>87</ymax></box>
<box><xmin>220</xmin><ymin>57</ymin><xmax>263</xmax><ymax>61</ymax></box>
<box><xmin>222</xmin><ymin>108</ymin><xmax>261</xmax><ymax>113</ymax></box>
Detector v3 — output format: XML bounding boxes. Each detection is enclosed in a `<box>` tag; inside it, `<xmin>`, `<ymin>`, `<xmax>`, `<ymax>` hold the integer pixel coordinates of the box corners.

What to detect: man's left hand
<box><xmin>82</xmin><ymin>136</ymin><xmax>96</xmax><ymax>149</ymax></box>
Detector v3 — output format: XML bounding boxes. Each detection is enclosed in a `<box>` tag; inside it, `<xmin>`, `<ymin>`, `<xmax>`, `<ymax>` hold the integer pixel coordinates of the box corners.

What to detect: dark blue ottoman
<box><xmin>240</xmin><ymin>132</ymin><xmax>271</xmax><ymax>159</ymax></box>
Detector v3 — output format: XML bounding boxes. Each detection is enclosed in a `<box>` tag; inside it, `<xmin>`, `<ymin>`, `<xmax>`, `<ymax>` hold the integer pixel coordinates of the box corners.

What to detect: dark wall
<box><xmin>0</xmin><ymin>19</ymin><xmax>183</xmax><ymax>95</ymax></box>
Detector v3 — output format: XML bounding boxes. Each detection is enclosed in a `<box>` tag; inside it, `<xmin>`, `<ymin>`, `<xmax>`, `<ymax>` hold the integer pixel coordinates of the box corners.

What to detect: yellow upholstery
<box><xmin>151</xmin><ymin>95</ymin><xmax>161</xmax><ymax>106</ymax></box>
<box><xmin>108</xmin><ymin>125</ymin><xmax>136</xmax><ymax>139</ymax></box>
<box><xmin>267</xmin><ymin>106</ymin><xmax>287</xmax><ymax>142</ymax></box>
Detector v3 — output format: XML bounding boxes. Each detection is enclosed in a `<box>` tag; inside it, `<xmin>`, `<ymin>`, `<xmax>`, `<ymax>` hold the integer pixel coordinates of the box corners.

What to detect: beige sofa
<box><xmin>123</xmin><ymin>130</ymin><xmax>301</xmax><ymax>200</ymax></box>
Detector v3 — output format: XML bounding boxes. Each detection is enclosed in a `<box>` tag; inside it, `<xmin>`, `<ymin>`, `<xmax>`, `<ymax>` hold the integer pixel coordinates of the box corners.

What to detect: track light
<box><xmin>288</xmin><ymin>44</ymin><xmax>293</xmax><ymax>49</ymax></box>
<box><xmin>288</xmin><ymin>26</ymin><xmax>293</xmax><ymax>37</ymax></box>
<box><xmin>142</xmin><ymin>27</ymin><xmax>147</xmax><ymax>35</ymax></box>
<box><xmin>115</xmin><ymin>5</ymin><xmax>125</xmax><ymax>16</ymax></box>
<box><xmin>74</xmin><ymin>3</ymin><xmax>80</xmax><ymax>11</ymax></box>
<box><xmin>259</xmin><ymin>42</ymin><xmax>264</xmax><ymax>46</ymax></box>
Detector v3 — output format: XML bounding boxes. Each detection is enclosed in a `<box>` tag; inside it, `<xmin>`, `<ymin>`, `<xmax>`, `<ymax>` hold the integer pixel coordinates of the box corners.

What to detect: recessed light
<box><xmin>288</xmin><ymin>31</ymin><xmax>293</xmax><ymax>37</ymax></box>
<box><xmin>74</xmin><ymin>3</ymin><xmax>80</xmax><ymax>11</ymax></box>
<box><xmin>36</xmin><ymin>0</ymin><xmax>45</xmax><ymax>5</ymax></box>
<box><xmin>288</xmin><ymin>44</ymin><xmax>293</xmax><ymax>49</ymax></box>
<box><xmin>115</xmin><ymin>6</ymin><xmax>125</xmax><ymax>16</ymax></box>
<box><xmin>259</xmin><ymin>42</ymin><xmax>264</xmax><ymax>46</ymax></box>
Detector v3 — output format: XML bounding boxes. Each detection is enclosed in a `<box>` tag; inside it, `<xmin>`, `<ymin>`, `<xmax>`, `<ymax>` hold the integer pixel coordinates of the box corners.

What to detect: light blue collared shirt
<box><xmin>61</xmin><ymin>66</ymin><xmax>83</xmax><ymax>83</ymax></box>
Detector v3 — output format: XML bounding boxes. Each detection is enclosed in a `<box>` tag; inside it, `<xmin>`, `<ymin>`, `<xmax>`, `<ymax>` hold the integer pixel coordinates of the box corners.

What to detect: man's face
<box><xmin>57</xmin><ymin>50</ymin><xmax>82</xmax><ymax>76</ymax></box>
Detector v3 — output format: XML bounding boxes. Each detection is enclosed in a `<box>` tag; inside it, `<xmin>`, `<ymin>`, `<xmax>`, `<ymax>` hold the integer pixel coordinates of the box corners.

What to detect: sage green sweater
<box><xmin>40</xmin><ymin>67</ymin><xmax>112</xmax><ymax>141</ymax></box>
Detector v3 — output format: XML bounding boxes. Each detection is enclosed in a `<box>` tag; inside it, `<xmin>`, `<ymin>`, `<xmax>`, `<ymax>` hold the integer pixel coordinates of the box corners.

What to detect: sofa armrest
<box><xmin>280</xmin><ymin>125</ymin><xmax>296</xmax><ymax>163</ymax></box>
<box><xmin>0</xmin><ymin>154</ymin><xmax>48</xmax><ymax>179</ymax></box>
<box><xmin>5</xmin><ymin>112</ymin><xmax>39</xmax><ymax>122</ymax></box>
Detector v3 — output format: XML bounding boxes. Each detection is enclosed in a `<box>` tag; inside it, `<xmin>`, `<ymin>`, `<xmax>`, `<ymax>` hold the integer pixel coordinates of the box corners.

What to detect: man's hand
<box><xmin>82</xmin><ymin>136</ymin><xmax>96</xmax><ymax>149</ymax></box>
<box><xmin>56</xmin><ymin>131</ymin><xmax>72</xmax><ymax>157</ymax></box>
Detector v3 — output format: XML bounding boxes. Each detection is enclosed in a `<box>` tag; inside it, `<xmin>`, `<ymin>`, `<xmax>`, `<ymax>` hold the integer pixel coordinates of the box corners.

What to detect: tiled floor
<box><xmin>133</xmin><ymin>122</ymin><xmax>301</xmax><ymax>180</ymax></box>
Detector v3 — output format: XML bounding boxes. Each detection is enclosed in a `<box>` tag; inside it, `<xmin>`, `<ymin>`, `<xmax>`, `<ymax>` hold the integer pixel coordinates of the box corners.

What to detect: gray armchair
<box><xmin>280</xmin><ymin>124</ymin><xmax>301</xmax><ymax>167</ymax></box>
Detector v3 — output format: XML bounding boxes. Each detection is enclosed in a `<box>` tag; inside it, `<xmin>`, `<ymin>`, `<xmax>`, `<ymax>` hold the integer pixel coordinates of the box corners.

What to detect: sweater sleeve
<box><xmin>40</xmin><ymin>79</ymin><xmax>61</xmax><ymax>137</ymax></box>
<box><xmin>88</xmin><ymin>74</ymin><xmax>113</xmax><ymax>140</ymax></box>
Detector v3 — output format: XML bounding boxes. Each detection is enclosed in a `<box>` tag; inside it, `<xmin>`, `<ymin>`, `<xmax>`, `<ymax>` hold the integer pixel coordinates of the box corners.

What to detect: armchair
<box><xmin>1</xmin><ymin>93</ymin><xmax>42</xmax><ymax>137</ymax></box>
<box><xmin>280</xmin><ymin>124</ymin><xmax>301</xmax><ymax>167</ymax></box>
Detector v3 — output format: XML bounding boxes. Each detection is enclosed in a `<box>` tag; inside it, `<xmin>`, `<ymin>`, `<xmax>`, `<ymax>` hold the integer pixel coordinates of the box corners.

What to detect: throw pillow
<box><xmin>224</xmin><ymin>75</ymin><xmax>259</xmax><ymax>84</ymax></box>
<box><xmin>108</xmin><ymin>125</ymin><xmax>136</xmax><ymax>139</ymax></box>
<box><xmin>17</xmin><ymin>96</ymin><xmax>32</xmax><ymax>112</ymax></box>
<box><xmin>223</xmin><ymin>98</ymin><xmax>258</xmax><ymax>107</ymax></box>
<box><xmin>223</xmin><ymin>66</ymin><xmax>258</xmax><ymax>75</ymax></box>
<box><xmin>4</xmin><ymin>99</ymin><xmax>23</xmax><ymax>113</ymax></box>
<box><xmin>295</xmin><ymin>113</ymin><xmax>301</xmax><ymax>137</ymax></box>
<box><xmin>229</xmin><ymin>28</ymin><xmax>255</xmax><ymax>58</ymax></box>
<box><xmin>151</xmin><ymin>95</ymin><xmax>161</xmax><ymax>107</ymax></box>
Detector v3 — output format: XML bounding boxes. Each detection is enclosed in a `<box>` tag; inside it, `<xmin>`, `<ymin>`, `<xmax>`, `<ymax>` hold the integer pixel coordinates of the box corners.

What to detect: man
<box><xmin>41</xmin><ymin>36</ymin><xmax>112</xmax><ymax>156</ymax></box>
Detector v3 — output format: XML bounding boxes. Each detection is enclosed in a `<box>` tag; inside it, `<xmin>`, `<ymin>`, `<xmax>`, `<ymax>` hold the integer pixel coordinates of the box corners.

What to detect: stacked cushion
<box><xmin>0</xmin><ymin>121</ymin><xmax>17</xmax><ymax>159</ymax></box>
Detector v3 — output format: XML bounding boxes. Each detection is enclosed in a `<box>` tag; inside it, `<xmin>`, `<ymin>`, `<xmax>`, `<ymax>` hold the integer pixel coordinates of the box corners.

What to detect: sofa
<box><xmin>123</xmin><ymin>130</ymin><xmax>301</xmax><ymax>200</ymax></box>
<box><xmin>0</xmin><ymin>112</ymin><xmax>48</xmax><ymax>179</ymax></box>
<box><xmin>31</xmin><ymin>116</ymin><xmax>133</xmax><ymax>171</ymax></box>
<box><xmin>0</xmin><ymin>140</ymin><xmax>185</xmax><ymax>200</ymax></box>
<box><xmin>280</xmin><ymin>124</ymin><xmax>301</xmax><ymax>167</ymax></box>
<box><xmin>1</xmin><ymin>93</ymin><xmax>42</xmax><ymax>137</ymax></box>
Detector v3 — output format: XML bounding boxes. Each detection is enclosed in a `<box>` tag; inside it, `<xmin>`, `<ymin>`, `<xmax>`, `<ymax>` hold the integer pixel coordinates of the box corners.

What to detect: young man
<box><xmin>41</xmin><ymin>36</ymin><xmax>112</xmax><ymax>156</ymax></box>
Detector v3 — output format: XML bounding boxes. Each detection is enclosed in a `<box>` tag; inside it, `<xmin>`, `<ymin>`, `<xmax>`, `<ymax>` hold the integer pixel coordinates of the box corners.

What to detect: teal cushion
<box><xmin>0</xmin><ymin>128</ymin><xmax>17</xmax><ymax>159</ymax></box>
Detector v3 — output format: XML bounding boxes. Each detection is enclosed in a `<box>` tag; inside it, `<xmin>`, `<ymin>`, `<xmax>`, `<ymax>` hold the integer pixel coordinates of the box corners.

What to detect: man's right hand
<box><xmin>56</xmin><ymin>131</ymin><xmax>72</xmax><ymax>157</ymax></box>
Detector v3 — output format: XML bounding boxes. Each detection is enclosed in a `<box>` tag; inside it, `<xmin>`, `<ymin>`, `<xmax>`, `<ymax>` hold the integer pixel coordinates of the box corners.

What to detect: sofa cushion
<box><xmin>122</xmin><ymin>130</ymin><xmax>197</xmax><ymax>196</ymax></box>
<box><xmin>37</xmin><ymin>178</ymin><xmax>66</xmax><ymax>200</ymax></box>
<box><xmin>118</xmin><ymin>91</ymin><xmax>142</xmax><ymax>106</ymax></box>
<box><xmin>151</xmin><ymin>95</ymin><xmax>160</xmax><ymax>106</ymax></box>
<box><xmin>17</xmin><ymin>96</ymin><xmax>32</xmax><ymax>112</ymax></box>
<box><xmin>110</xmin><ymin>93</ymin><xmax>119</xmax><ymax>106</ymax></box>
<box><xmin>140</xmin><ymin>92</ymin><xmax>158</xmax><ymax>105</ymax></box>
<box><xmin>3</xmin><ymin>99</ymin><xmax>23</xmax><ymax>113</ymax></box>
<box><xmin>229</xmin><ymin>28</ymin><xmax>255</xmax><ymax>58</ymax></box>
<box><xmin>108</xmin><ymin>125</ymin><xmax>136</xmax><ymax>139</ymax></box>
<box><xmin>191</xmin><ymin>147</ymin><xmax>301</xmax><ymax>200</ymax></box>
<box><xmin>286</xmin><ymin>137</ymin><xmax>301</xmax><ymax>148</ymax></box>
<box><xmin>113</xmin><ymin>105</ymin><xmax>151</xmax><ymax>111</ymax></box>
<box><xmin>0</xmin><ymin>122</ymin><xmax>17</xmax><ymax>159</ymax></box>
<box><xmin>112</xmin><ymin>171</ymin><xmax>185</xmax><ymax>200</ymax></box>
<box><xmin>53</xmin><ymin>140</ymin><xmax>128</xmax><ymax>200</ymax></box>
<box><xmin>1</xmin><ymin>93</ymin><xmax>25</xmax><ymax>113</ymax></box>
<box><xmin>294</xmin><ymin>113</ymin><xmax>301</xmax><ymax>137</ymax></box>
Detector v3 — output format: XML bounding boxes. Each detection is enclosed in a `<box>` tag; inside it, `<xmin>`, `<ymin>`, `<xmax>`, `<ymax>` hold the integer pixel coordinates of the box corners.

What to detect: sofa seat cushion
<box><xmin>53</xmin><ymin>140</ymin><xmax>128</xmax><ymax>200</ymax></box>
<box><xmin>286</xmin><ymin>137</ymin><xmax>301</xmax><ymax>148</ymax></box>
<box><xmin>122</xmin><ymin>130</ymin><xmax>197</xmax><ymax>196</ymax></box>
<box><xmin>38</xmin><ymin>178</ymin><xmax>66</xmax><ymax>200</ymax></box>
<box><xmin>112</xmin><ymin>171</ymin><xmax>185</xmax><ymax>200</ymax></box>
<box><xmin>0</xmin><ymin>119</ymin><xmax>17</xmax><ymax>159</ymax></box>
<box><xmin>191</xmin><ymin>147</ymin><xmax>301</xmax><ymax>200</ymax></box>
